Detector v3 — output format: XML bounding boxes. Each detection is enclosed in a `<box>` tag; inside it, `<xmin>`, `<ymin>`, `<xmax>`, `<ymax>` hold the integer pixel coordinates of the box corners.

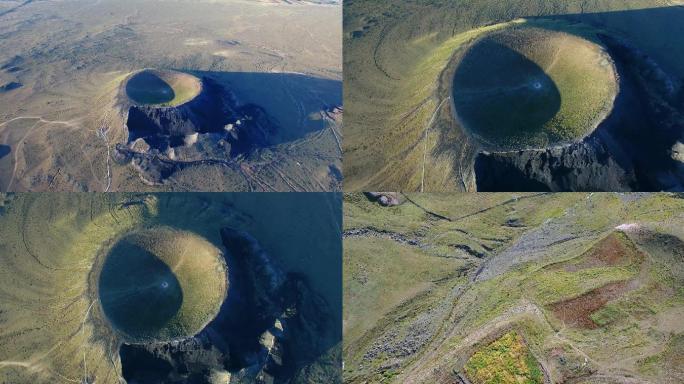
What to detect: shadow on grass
<box><xmin>124</xmin><ymin>70</ymin><xmax>341</xmax><ymax>160</ymax></box>
<box><xmin>0</xmin><ymin>145</ymin><xmax>10</xmax><ymax>160</ymax></box>
<box><xmin>550</xmin><ymin>5</ymin><xmax>684</xmax><ymax>79</ymax></box>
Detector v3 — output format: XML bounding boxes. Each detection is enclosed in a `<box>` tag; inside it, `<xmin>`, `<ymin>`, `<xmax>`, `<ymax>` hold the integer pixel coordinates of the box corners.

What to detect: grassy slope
<box><xmin>343</xmin><ymin>0</ymin><xmax>681</xmax><ymax>191</ymax></box>
<box><xmin>0</xmin><ymin>194</ymin><xmax>146</xmax><ymax>383</ymax></box>
<box><xmin>343</xmin><ymin>237</ymin><xmax>465</xmax><ymax>354</ymax></box>
<box><xmin>343</xmin><ymin>193</ymin><xmax>684</xmax><ymax>383</ymax></box>
<box><xmin>162</xmin><ymin>73</ymin><xmax>202</xmax><ymax>107</ymax></box>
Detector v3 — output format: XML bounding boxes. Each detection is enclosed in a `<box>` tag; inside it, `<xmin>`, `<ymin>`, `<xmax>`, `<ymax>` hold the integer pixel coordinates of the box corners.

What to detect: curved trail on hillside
<box><xmin>421</xmin><ymin>97</ymin><xmax>451</xmax><ymax>192</ymax></box>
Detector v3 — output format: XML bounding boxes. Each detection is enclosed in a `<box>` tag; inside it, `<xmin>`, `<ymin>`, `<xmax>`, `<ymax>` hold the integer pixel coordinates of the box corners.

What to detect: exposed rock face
<box><xmin>365</xmin><ymin>192</ymin><xmax>405</xmax><ymax>206</ymax></box>
<box><xmin>116</xmin><ymin>74</ymin><xmax>281</xmax><ymax>184</ymax></box>
<box><xmin>474</xmin><ymin>139</ymin><xmax>636</xmax><ymax>192</ymax></box>
<box><xmin>120</xmin><ymin>336</ymin><xmax>227</xmax><ymax>383</ymax></box>
<box><xmin>126</xmin><ymin>78</ymin><xmax>223</xmax><ymax>146</ymax></box>
<box><xmin>672</xmin><ymin>142</ymin><xmax>684</xmax><ymax>163</ymax></box>
<box><xmin>220</xmin><ymin>228</ymin><xmax>286</xmax><ymax>321</ymax></box>
<box><xmin>130</xmin><ymin>138</ymin><xmax>151</xmax><ymax>153</ymax></box>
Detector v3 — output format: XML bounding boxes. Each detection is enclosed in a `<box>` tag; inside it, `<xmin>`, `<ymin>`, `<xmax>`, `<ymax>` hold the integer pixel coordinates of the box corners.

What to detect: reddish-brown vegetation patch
<box><xmin>549</xmin><ymin>280</ymin><xmax>635</xmax><ymax>329</ymax></box>
<box><xmin>564</xmin><ymin>232</ymin><xmax>643</xmax><ymax>272</ymax></box>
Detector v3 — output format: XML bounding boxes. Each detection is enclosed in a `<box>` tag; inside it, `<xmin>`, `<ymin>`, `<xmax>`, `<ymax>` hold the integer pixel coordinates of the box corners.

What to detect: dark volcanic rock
<box><xmin>120</xmin><ymin>336</ymin><xmax>226</xmax><ymax>384</ymax></box>
<box><xmin>131</xmin><ymin>154</ymin><xmax>179</xmax><ymax>185</ymax></box>
<box><xmin>126</xmin><ymin>78</ymin><xmax>226</xmax><ymax>145</ymax></box>
<box><xmin>364</xmin><ymin>192</ymin><xmax>405</xmax><ymax>206</ymax></box>
<box><xmin>119</xmin><ymin>74</ymin><xmax>280</xmax><ymax>183</ymax></box>
<box><xmin>475</xmin><ymin>138</ymin><xmax>636</xmax><ymax>192</ymax></box>
<box><xmin>220</xmin><ymin>227</ymin><xmax>286</xmax><ymax>322</ymax></box>
<box><xmin>126</xmin><ymin>78</ymin><xmax>273</xmax><ymax>156</ymax></box>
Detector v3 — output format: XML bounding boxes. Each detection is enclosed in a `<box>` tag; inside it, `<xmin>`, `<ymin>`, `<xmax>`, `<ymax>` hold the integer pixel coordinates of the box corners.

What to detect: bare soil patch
<box><xmin>564</xmin><ymin>232</ymin><xmax>644</xmax><ymax>272</ymax></box>
<box><xmin>549</xmin><ymin>280</ymin><xmax>633</xmax><ymax>329</ymax></box>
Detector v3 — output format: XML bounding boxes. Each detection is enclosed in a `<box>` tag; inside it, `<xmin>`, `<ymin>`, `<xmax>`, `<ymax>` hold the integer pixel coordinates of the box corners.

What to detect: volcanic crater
<box><xmin>465</xmin><ymin>21</ymin><xmax>684</xmax><ymax>192</ymax></box>
<box><xmin>452</xmin><ymin>25</ymin><xmax>618</xmax><ymax>151</ymax></box>
<box><xmin>125</xmin><ymin>69</ymin><xmax>202</xmax><ymax>107</ymax></box>
<box><xmin>116</xmin><ymin>69</ymin><xmax>278</xmax><ymax>184</ymax></box>
<box><xmin>97</xmin><ymin>228</ymin><xmax>228</xmax><ymax>343</ymax></box>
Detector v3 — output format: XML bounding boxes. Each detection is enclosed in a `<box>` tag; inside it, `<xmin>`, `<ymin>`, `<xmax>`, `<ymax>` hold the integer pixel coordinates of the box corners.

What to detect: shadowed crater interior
<box><xmin>116</xmin><ymin>226</ymin><xmax>341</xmax><ymax>384</ymax></box>
<box><xmin>99</xmin><ymin>242</ymin><xmax>183</xmax><ymax>336</ymax></box>
<box><xmin>125</xmin><ymin>69</ymin><xmax>201</xmax><ymax>107</ymax></box>
<box><xmin>453</xmin><ymin>26</ymin><xmax>617</xmax><ymax>150</ymax></box>
<box><xmin>454</xmin><ymin>39</ymin><xmax>561</xmax><ymax>147</ymax></box>
<box><xmin>98</xmin><ymin>228</ymin><xmax>227</xmax><ymax>343</ymax></box>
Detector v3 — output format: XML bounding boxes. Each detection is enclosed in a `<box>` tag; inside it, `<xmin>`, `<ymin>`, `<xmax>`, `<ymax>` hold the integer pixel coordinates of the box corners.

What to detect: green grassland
<box><xmin>343</xmin><ymin>192</ymin><xmax>684</xmax><ymax>383</ymax></box>
<box><xmin>343</xmin><ymin>0</ymin><xmax>684</xmax><ymax>191</ymax></box>
<box><xmin>344</xmin><ymin>236</ymin><xmax>467</xmax><ymax>358</ymax></box>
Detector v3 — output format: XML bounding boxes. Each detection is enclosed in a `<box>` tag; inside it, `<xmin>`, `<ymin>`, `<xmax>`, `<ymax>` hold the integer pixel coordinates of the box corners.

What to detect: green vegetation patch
<box><xmin>531</xmin><ymin>266</ymin><xmax>634</xmax><ymax>305</ymax></box>
<box><xmin>464</xmin><ymin>331</ymin><xmax>544</xmax><ymax>384</ymax></box>
<box><xmin>589</xmin><ymin>303</ymin><xmax>624</xmax><ymax>326</ymax></box>
<box><xmin>453</xmin><ymin>25</ymin><xmax>617</xmax><ymax>150</ymax></box>
<box><xmin>639</xmin><ymin>333</ymin><xmax>684</xmax><ymax>378</ymax></box>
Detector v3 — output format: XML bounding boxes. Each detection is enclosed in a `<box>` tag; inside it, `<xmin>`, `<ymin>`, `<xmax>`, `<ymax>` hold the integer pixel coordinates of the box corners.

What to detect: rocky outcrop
<box><xmin>120</xmin><ymin>336</ymin><xmax>227</xmax><ymax>383</ymax></box>
<box><xmin>364</xmin><ymin>192</ymin><xmax>405</xmax><ymax>206</ymax></box>
<box><xmin>125</xmin><ymin>78</ymin><xmax>274</xmax><ymax>156</ymax></box>
<box><xmin>474</xmin><ymin>138</ymin><xmax>636</xmax><ymax>192</ymax></box>
<box><xmin>220</xmin><ymin>228</ymin><xmax>286</xmax><ymax>320</ymax></box>
<box><xmin>116</xmin><ymin>75</ymin><xmax>280</xmax><ymax>184</ymax></box>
